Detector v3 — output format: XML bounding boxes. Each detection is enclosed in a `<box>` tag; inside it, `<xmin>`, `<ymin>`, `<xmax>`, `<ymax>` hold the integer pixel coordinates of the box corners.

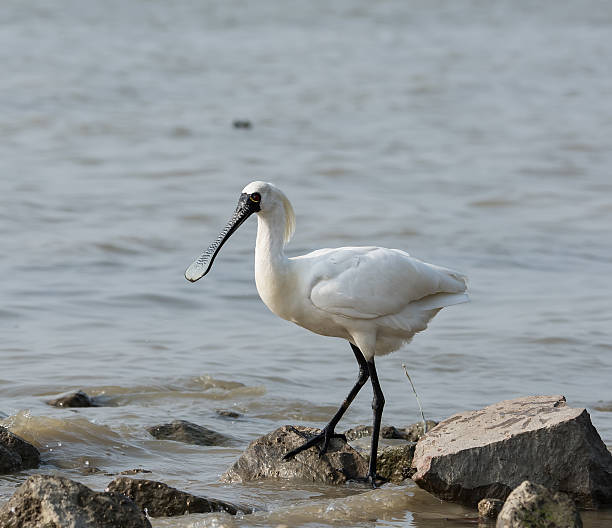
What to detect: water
<box><xmin>1</xmin><ymin>0</ymin><xmax>612</xmax><ymax>526</ymax></box>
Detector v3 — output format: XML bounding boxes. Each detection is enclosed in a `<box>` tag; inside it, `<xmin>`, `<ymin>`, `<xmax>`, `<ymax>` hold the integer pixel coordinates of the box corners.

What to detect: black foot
<box><xmin>283</xmin><ymin>427</ymin><xmax>347</xmax><ymax>460</ymax></box>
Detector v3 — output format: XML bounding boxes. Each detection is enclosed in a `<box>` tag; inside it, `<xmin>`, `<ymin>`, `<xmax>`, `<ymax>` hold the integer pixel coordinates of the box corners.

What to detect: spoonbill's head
<box><xmin>185</xmin><ymin>181</ymin><xmax>294</xmax><ymax>282</ymax></box>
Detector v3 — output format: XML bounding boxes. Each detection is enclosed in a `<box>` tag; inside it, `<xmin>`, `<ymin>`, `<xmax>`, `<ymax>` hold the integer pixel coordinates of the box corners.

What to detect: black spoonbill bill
<box><xmin>185</xmin><ymin>181</ymin><xmax>468</xmax><ymax>486</ymax></box>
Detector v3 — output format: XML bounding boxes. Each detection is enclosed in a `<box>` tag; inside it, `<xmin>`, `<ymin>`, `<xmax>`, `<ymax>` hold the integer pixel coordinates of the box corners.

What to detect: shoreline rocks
<box><xmin>46</xmin><ymin>390</ymin><xmax>99</xmax><ymax>408</ymax></box>
<box><xmin>107</xmin><ymin>477</ymin><xmax>246</xmax><ymax>516</ymax></box>
<box><xmin>147</xmin><ymin>420</ymin><xmax>232</xmax><ymax>446</ymax></box>
<box><xmin>343</xmin><ymin>421</ymin><xmax>437</xmax><ymax>442</ymax></box>
<box><xmin>222</xmin><ymin>425</ymin><xmax>368</xmax><ymax>484</ymax></box>
<box><xmin>412</xmin><ymin>395</ymin><xmax>612</xmax><ymax>508</ymax></box>
<box><xmin>0</xmin><ymin>427</ymin><xmax>40</xmax><ymax>474</ymax></box>
<box><xmin>0</xmin><ymin>475</ymin><xmax>151</xmax><ymax>527</ymax></box>
<box><xmin>496</xmin><ymin>481</ymin><xmax>583</xmax><ymax>528</ymax></box>
<box><xmin>348</xmin><ymin>436</ymin><xmax>416</xmax><ymax>483</ymax></box>
<box><xmin>478</xmin><ymin>498</ymin><xmax>505</xmax><ymax>520</ymax></box>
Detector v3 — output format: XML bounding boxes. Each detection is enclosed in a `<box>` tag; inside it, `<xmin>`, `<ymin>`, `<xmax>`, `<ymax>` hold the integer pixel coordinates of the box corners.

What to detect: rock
<box><xmin>348</xmin><ymin>436</ymin><xmax>416</xmax><ymax>483</ymax></box>
<box><xmin>0</xmin><ymin>426</ymin><xmax>40</xmax><ymax>474</ymax></box>
<box><xmin>373</xmin><ymin>443</ymin><xmax>416</xmax><ymax>483</ymax></box>
<box><xmin>147</xmin><ymin>420</ymin><xmax>232</xmax><ymax>446</ymax></box>
<box><xmin>120</xmin><ymin>468</ymin><xmax>153</xmax><ymax>475</ymax></box>
<box><xmin>397</xmin><ymin>420</ymin><xmax>439</xmax><ymax>442</ymax></box>
<box><xmin>106</xmin><ymin>477</ymin><xmax>245</xmax><ymax>517</ymax></box>
<box><xmin>496</xmin><ymin>481</ymin><xmax>582</xmax><ymax>528</ymax></box>
<box><xmin>344</xmin><ymin>424</ymin><xmax>408</xmax><ymax>441</ymax></box>
<box><xmin>47</xmin><ymin>390</ymin><xmax>98</xmax><ymax>408</ymax></box>
<box><xmin>0</xmin><ymin>475</ymin><xmax>151</xmax><ymax>527</ymax></box>
<box><xmin>343</xmin><ymin>421</ymin><xmax>437</xmax><ymax>442</ymax></box>
<box><xmin>479</xmin><ymin>498</ymin><xmax>505</xmax><ymax>520</ymax></box>
<box><xmin>412</xmin><ymin>395</ymin><xmax>612</xmax><ymax>508</ymax></box>
<box><xmin>216</xmin><ymin>409</ymin><xmax>242</xmax><ymax>419</ymax></box>
<box><xmin>221</xmin><ymin>425</ymin><xmax>369</xmax><ymax>485</ymax></box>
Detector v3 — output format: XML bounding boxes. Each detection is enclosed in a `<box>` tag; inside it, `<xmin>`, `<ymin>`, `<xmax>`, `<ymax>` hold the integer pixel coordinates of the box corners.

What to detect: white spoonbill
<box><xmin>185</xmin><ymin>181</ymin><xmax>468</xmax><ymax>485</ymax></box>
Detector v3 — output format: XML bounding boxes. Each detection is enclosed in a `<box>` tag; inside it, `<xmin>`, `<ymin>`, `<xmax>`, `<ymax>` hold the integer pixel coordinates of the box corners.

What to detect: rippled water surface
<box><xmin>1</xmin><ymin>1</ymin><xmax>612</xmax><ymax>526</ymax></box>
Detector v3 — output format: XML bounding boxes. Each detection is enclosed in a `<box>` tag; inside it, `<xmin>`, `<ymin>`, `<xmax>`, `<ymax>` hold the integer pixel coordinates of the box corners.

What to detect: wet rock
<box><xmin>47</xmin><ymin>390</ymin><xmax>98</xmax><ymax>408</ymax></box>
<box><xmin>397</xmin><ymin>420</ymin><xmax>439</xmax><ymax>442</ymax></box>
<box><xmin>221</xmin><ymin>425</ymin><xmax>368</xmax><ymax>485</ymax></box>
<box><xmin>120</xmin><ymin>468</ymin><xmax>153</xmax><ymax>475</ymax></box>
<box><xmin>372</xmin><ymin>443</ymin><xmax>416</xmax><ymax>484</ymax></box>
<box><xmin>343</xmin><ymin>421</ymin><xmax>437</xmax><ymax>442</ymax></box>
<box><xmin>479</xmin><ymin>498</ymin><xmax>505</xmax><ymax>520</ymax></box>
<box><xmin>107</xmin><ymin>477</ymin><xmax>245</xmax><ymax>517</ymax></box>
<box><xmin>412</xmin><ymin>395</ymin><xmax>612</xmax><ymax>508</ymax></box>
<box><xmin>348</xmin><ymin>436</ymin><xmax>416</xmax><ymax>484</ymax></box>
<box><xmin>0</xmin><ymin>475</ymin><xmax>151</xmax><ymax>527</ymax></box>
<box><xmin>216</xmin><ymin>409</ymin><xmax>242</xmax><ymax>419</ymax></box>
<box><xmin>344</xmin><ymin>424</ymin><xmax>390</xmax><ymax>441</ymax></box>
<box><xmin>147</xmin><ymin>420</ymin><xmax>232</xmax><ymax>446</ymax></box>
<box><xmin>496</xmin><ymin>481</ymin><xmax>582</xmax><ymax>528</ymax></box>
<box><xmin>0</xmin><ymin>426</ymin><xmax>40</xmax><ymax>474</ymax></box>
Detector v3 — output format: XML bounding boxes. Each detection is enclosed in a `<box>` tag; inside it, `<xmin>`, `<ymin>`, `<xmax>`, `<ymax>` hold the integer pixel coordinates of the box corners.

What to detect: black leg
<box><xmin>366</xmin><ymin>357</ymin><xmax>385</xmax><ymax>486</ymax></box>
<box><xmin>283</xmin><ymin>343</ymin><xmax>370</xmax><ymax>460</ymax></box>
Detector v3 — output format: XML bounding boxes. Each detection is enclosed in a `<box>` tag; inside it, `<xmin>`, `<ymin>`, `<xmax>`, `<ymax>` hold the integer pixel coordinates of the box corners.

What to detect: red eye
<box><xmin>250</xmin><ymin>192</ymin><xmax>261</xmax><ymax>203</ymax></box>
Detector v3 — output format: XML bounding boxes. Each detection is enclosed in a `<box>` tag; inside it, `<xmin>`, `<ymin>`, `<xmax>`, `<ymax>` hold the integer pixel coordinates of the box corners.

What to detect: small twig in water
<box><xmin>402</xmin><ymin>363</ymin><xmax>428</xmax><ymax>435</ymax></box>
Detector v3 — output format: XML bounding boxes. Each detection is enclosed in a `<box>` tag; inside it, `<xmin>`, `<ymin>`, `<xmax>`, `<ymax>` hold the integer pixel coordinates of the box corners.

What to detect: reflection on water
<box><xmin>2</xmin><ymin>0</ymin><xmax>612</xmax><ymax>526</ymax></box>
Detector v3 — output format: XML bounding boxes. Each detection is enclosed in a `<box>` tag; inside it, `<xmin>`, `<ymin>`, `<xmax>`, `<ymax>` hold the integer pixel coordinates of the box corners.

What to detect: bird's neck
<box><xmin>254</xmin><ymin>209</ymin><xmax>289</xmax><ymax>274</ymax></box>
<box><xmin>254</xmin><ymin>207</ymin><xmax>293</xmax><ymax>318</ymax></box>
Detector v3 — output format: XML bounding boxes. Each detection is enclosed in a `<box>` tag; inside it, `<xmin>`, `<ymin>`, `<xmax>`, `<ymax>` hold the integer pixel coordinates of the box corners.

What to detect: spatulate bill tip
<box><xmin>185</xmin><ymin>262</ymin><xmax>205</xmax><ymax>282</ymax></box>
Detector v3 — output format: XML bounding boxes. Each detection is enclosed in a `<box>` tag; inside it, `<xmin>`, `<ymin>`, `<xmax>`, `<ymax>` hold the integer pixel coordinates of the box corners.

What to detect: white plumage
<box><xmin>186</xmin><ymin>180</ymin><xmax>468</xmax><ymax>485</ymax></box>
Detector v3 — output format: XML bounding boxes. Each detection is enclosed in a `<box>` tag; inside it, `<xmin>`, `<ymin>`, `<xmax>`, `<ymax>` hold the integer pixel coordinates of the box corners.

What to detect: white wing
<box><xmin>303</xmin><ymin>247</ymin><xmax>467</xmax><ymax>320</ymax></box>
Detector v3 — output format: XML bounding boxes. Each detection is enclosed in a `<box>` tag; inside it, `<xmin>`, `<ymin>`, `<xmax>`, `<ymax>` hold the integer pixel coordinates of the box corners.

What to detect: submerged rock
<box><xmin>216</xmin><ymin>409</ymin><xmax>242</xmax><ymax>419</ymax></box>
<box><xmin>221</xmin><ymin>425</ymin><xmax>368</xmax><ymax>485</ymax></box>
<box><xmin>120</xmin><ymin>468</ymin><xmax>153</xmax><ymax>476</ymax></box>
<box><xmin>479</xmin><ymin>498</ymin><xmax>505</xmax><ymax>520</ymax></box>
<box><xmin>106</xmin><ymin>477</ymin><xmax>245</xmax><ymax>517</ymax></box>
<box><xmin>412</xmin><ymin>395</ymin><xmax>612</xmax><ymax>508</ymax></box>
<box><xmin>0</xmin><ymin>475</ymin><xmax>151</xmax><ymax>527</ymax></box>
<box><xmin>496</xmin><ymin>481</ymin><xmax>582</xmax><ymax>528</ymax></box>
<box><xmin>147</xmin><ymin>420</ymin><xmax>232</xmax><ymax>446</ymax></box>
<box><xmin>47</xmin><ymin>390</ymin><xmax>98</xmax><ymax>408</ymax></box>
<box><xmin>0</xmin><ymin>426</ymin><xmax>40</xmax><ymax>474</ymax></box>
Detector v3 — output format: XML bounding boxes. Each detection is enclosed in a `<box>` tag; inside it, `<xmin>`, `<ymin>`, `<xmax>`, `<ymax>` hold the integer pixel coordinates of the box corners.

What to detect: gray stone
<box><xmin>120</xmin><ymin>468</ymin><xmax>153</xmax><ymax>476</ymax></box>
<box><xmin>344</xmin><ymin>421</ymin><xmax>437</xmax><ymax>442</ymax></box>
<box><xmin>0</xmin><ymin>426</ymin><xmax>40</xmax><ymax>474</ymax></box>
<box><xmin>0</xmin><ymin>475</ymin><xmax>151</xmax><ymax>528</ymax></box>
<box><xmin>344</xmin><ymin>424</ymin><xmax>397</xmax><ymax>441</ymax></box>
<box><xmin>397</xmin><ymin>420</ymin><xmax>439</xmax><ymax>442</ymax></box>
<box><xmin>216</xmin><ymin>409</ymin><xmax>242</xmax><ymax>419</ymax></box>
<box><xmin>47</xmin><ymin>390</ymin><xmax>98</xmax><ymax>408</ymax></box>
<box><xmin>348</xmin><ymin>436</ymin><xmax>416</xmax><ymax>483</ymax></box>
<box><xmin>496</xmin><ymin>481</ymin><xmax>582</xmax><ymax>528</ymax></box>
<box><xmin>479</xmin><ymin>498</ymin><xmax>505</xmax><ymax>519</ymax></box>
<box><xmin>106</xmin><ymin>477</ymin><xmax>246</xmax><ymax>517</ymax></box>
<box><xmin>412</xmin><ymin>395</ymin><xmax>612</xmax><ymax>508</ymax></box>
<box><xmin>221</xmin><ymin>425</ymin><xmax>369</xmax><ymax>485</ymax></box>
<box><xmin>147</xmin><ymin>420</ymin><xmax>232</xmax><ymax>446</ymax></box>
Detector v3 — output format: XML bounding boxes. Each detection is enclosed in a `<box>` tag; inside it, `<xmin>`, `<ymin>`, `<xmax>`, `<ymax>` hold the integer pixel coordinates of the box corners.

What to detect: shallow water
<box><xmin>1</xmin><ymin>0</ymin><xmax>612</xmax><ymax>526</ymax></box>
